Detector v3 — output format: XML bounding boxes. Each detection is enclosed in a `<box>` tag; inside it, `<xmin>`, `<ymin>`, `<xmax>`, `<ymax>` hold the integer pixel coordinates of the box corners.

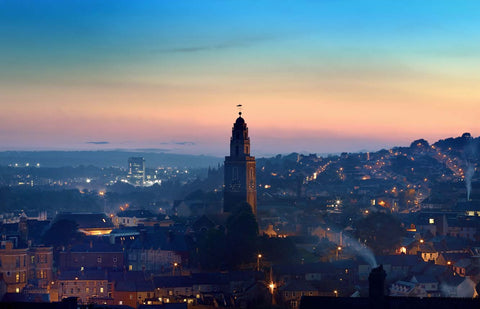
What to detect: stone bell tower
<box><xmin>224</xmin><ymin>110</ymin><xmax>257</xmax><ymax>215</ymax></box>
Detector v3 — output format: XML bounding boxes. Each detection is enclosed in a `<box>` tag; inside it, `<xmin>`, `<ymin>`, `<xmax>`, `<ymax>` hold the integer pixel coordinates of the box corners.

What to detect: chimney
<box><xmin>369</xmin><ymin>265</ymin><xmax>387</xmax><ymax>309</ymax></box>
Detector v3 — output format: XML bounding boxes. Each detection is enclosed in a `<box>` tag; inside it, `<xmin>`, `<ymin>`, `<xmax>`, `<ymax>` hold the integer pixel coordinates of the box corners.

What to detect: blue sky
<box><xmin>1</xmin><ymin>1</ymin><xmax>479</xmax><ymax>156</ymax></box>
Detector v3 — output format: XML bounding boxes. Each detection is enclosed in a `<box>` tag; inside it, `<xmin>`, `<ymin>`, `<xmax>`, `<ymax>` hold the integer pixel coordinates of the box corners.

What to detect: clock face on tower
<box><xmin>229</xmin><ymin>181</ymin><xmax>241</xmax><ymax>191</ymax></box>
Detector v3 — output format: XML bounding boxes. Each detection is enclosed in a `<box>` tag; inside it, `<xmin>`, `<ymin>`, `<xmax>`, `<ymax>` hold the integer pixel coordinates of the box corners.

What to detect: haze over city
<box><xmin>1</xmin><ymin>1</ymin><xmax>480</xmax><ymax>156</ymax></box>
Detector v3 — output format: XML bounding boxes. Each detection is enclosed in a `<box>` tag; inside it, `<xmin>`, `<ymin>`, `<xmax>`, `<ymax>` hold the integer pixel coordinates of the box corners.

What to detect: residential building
<box><xmin>0</xmin><ymin>241</ymin><xmax>27</xmax><ymax>293</ymax></box>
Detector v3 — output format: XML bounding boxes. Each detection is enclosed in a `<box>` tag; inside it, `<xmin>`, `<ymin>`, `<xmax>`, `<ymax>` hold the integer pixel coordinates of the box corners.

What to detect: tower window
<box><xmin>236</xmin><ymin>146</ymin><xmax>239</xmax><ymax>156</ymax></box>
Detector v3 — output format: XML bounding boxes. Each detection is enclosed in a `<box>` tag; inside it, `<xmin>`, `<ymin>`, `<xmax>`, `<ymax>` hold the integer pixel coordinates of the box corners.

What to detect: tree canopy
<box><xmin>354</xmin><ymin>212</ymin><xmax>404</xmax><ymax>255</ymax></box>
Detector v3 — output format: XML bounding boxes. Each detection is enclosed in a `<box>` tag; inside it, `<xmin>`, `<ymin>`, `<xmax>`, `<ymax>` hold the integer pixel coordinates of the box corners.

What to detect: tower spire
<box><xmin>237</xmin><ymin>104</ymin><xmax>242</xmax><ymax>117</ymax></box>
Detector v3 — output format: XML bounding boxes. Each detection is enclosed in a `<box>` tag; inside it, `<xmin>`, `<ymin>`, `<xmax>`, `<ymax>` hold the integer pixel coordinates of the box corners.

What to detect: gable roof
<box><xmin>117</xmin><ymin>209</ymin><xmax>156</xmax><ymax>218</ymax></box>
<box><xmin>279</xmin><ymin>280</ymin><xmax>316</xmax><ymax>292</ymax></box>
<box><xmin>53</xmin><ymin>212</ymin><xmax>114</xmax><ymax>229</ymax></box>
<box><xmin>411</xmin><ymin>274</ymin><xmax>438</xmax><ymax>284</ymax></box>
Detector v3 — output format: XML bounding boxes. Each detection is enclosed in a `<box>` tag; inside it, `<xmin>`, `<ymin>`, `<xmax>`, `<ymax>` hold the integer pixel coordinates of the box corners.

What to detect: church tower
<box><xmin>224</xmin><ymin>111</ymin><xmax>257</xmax><ymax>215</ymax></box>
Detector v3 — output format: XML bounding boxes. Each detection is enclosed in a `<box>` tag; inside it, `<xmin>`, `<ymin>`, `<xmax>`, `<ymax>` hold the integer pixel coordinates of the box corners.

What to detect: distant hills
<box><xmin>0</xmin><ymin>134</ymin><xmax>477</xmax><ymax>169</ymax></box>
<box><xmin>0</xmin><ymin>151</ymin><xmax>223</xmax><ymax>168</ymax></box>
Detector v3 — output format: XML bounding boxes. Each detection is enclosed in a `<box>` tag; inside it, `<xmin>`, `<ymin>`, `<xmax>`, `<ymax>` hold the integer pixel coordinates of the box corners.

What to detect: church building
<box><xmin>224</xmin><ymin>111</ymin><xmax>257</xmax><ymax>215</ymax></box>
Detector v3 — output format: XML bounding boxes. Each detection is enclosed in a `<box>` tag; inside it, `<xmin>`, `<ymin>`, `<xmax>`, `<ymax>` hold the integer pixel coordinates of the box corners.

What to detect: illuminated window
<box><xmin>129</xmin><ymin>265</ymin><xmax>133</xmax><ymax>271</ymax></box>
<box><xmin>429</xmin><ymin>218</ymin><xmax>434</xmax><ymax>224</ymax></box>
<box><xmin>100</xmin><ymin>287</ymin><xmax>104</xmax><ymax>293</ymax></box>
<box><xmin>15</xmin><ymin>273</ymin><xmax>20</xmax><ymax>283</ymax></box>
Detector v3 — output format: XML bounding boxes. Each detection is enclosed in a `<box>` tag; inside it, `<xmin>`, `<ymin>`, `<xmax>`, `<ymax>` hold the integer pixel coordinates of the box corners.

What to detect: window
<box><xmin>129</xmin><ymin>265</ymin><xmax>133</xmax><ymax>271</ymax></box>
<box><xmin>100</xmin><ymin>287</ymin><xmax>104</xmax><ymax>293</ymax></box>
<box><xmin>86</xmin><ymin>288</ymin><xmax>89</xmax><ymax>293</ymax></box>
<box><xmin>113</xmin><ymin>257</ymin><xmax>118</xmax><ymax>263</ymax></box>
<box><xmin>15</xmin><ymin>273</ymin><xmax>20</xmax><ymax>283</ymax></box>
<box><xmin>97</xmin><ymin>257</ymin><xmax>102</xmax><ymax>263</ymax></box>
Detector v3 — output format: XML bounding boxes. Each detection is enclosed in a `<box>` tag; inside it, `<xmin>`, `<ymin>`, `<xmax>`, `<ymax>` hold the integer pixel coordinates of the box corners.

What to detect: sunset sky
<box><xmin>1</xmin><ymin>1</ymin><xmax>480</xmax><ymax>156</ymax></box>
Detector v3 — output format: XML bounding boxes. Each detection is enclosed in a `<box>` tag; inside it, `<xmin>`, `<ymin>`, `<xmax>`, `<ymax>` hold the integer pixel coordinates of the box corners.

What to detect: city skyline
<box><xmin>1</xmin><ymin>1</ymin><xmax>480</xmax><ymax>156</ymax></box>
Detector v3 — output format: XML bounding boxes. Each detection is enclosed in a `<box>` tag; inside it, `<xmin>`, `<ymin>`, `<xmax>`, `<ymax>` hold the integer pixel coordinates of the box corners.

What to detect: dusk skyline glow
<box><xmin>1</xmin><ymin>0</ymin><xmax>480</xmax><ymax>156</ymax></box>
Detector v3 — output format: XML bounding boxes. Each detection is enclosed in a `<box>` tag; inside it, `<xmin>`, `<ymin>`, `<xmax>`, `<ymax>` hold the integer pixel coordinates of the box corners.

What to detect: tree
<box><xmin>257</xmin><ymin>235</ymin><xmax>297</xmax><ymax>264</ymax></box>
<box><xmin>354</xmin><ymin>212</ymin><xmax>404</xmax><ymax>255</ymax></box>
<box><xmin>42</xmin><ymin>219</ymin><xmax>83</xmax><ymax>248</ymax></box>
<box><xmin>225</xmin><ymin>202</ymin><xmax>259</xmax><ymax>268</ymax></box>
<box><xmin>197</xmin><ymin>227</ymin><xmax>227</xmax><ymax>270</ymax></box>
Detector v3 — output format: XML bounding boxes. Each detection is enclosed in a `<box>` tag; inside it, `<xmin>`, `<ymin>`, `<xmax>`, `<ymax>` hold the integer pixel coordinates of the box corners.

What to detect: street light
<box><xmin>334</xmin><ymin>290</ymin><xmax>338</xmax><ymax>297</ymax></box>
<box><xmin>336</xmin><ymin>246</ymin><xmax>342</xmax><ymax>260</ymax></box>
<box><xmin>257</xmin><ymin>254</ymin><xmax>262</xmax><ymax>271</ymax></box>
<box><xmin>269</xmin><ymin>282</ymin><xmax>275</xmax><ymax>293</ymax></box>
<box><xmin>173</xmin><ymin>262</ymin><xmax>179</xmax><ymax>275</ymax></box>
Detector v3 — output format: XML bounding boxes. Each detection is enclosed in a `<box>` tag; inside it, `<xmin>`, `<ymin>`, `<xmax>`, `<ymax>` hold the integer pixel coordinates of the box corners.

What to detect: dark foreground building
<box><xmin>224</xmin><ymin>112</ymin><xmax>257</xmax><ymax>215</ymax></box>
<box><xmin>300</xmin><ymin>265</ymin><xmax>480</xmax><ymax>309</ymax></box>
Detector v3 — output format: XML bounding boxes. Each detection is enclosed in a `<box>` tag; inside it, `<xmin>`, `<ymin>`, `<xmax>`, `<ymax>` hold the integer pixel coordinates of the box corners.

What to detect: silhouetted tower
<box><xmin>224</xmin><ymin>111</ymin><xmax>257</xmax><ymax>215</ymax></box>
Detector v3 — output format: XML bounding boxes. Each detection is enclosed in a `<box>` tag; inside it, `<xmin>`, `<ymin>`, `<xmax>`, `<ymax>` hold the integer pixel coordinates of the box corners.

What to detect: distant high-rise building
<box><xmin>224</xmin><ymin>111</ymin><xmax>257</xmax><ymax>215</ymax></box>
<box><xmin>127</xmin><ymin>157</ymin><xmax>145</xmax><ymax>186</ymax></box>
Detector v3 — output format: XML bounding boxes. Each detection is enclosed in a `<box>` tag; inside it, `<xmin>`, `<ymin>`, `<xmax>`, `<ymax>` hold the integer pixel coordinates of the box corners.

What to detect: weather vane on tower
<box><xmin>237</xmin><ymin>104</ymin><xmax>243</xmax><ymax>117</ymax></box>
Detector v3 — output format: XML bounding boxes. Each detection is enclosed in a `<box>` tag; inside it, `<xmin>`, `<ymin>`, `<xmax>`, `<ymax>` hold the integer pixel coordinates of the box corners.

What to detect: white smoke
<box><xmin>313</xmin><ymin>226</ymin><xmax>377</xmax><ymax>268</ymax></box>
<box><xmin>465</xmin><ymin>163</ymin><xmax>475</xmax><ymax>201</ymax></box>
<box><xmin>342</xmin><ymin>233</ymin><xmax>378</xmax><ymax>268</ymax></box>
